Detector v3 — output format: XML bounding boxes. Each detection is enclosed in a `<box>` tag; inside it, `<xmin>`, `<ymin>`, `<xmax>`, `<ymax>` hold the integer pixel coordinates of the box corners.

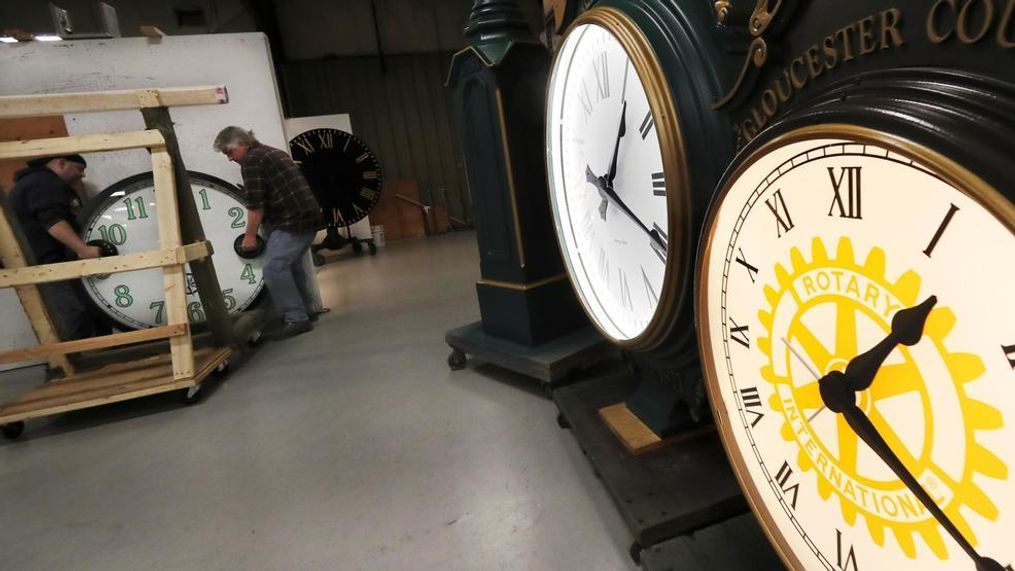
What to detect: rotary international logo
<box><xmin>757</xmin><ymin>236</ymin><xmax>1006</xmax><ymax>559</ymax></box>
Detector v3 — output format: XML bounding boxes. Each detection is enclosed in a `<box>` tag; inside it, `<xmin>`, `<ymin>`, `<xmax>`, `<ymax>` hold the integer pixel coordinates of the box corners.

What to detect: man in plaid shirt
<box><xmin>214</xmin><ymin>126</ymin><xmax>323</xmax><ymax>340</ymax></box>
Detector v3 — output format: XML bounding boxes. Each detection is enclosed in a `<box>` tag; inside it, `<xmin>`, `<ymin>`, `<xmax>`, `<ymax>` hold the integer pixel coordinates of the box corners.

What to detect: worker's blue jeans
<box><xmin>261</xmin><ymin>226</ymin><xmax>316</xmax><ymax>323</ymax></box>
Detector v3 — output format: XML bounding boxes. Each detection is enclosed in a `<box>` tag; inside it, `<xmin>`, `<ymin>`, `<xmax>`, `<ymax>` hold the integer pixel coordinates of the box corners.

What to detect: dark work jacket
<box><xmin>8</xmin><ymin>166</ymin><xmax>83</xmax><ymax>265</ymax></box>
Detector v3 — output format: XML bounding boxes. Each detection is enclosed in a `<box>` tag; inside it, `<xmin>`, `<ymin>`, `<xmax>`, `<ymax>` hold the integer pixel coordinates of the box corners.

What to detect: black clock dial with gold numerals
<box><xmin>288</xmin><ymin>128</ymin><xmax>382</xmax><ymax>227</ymax></box>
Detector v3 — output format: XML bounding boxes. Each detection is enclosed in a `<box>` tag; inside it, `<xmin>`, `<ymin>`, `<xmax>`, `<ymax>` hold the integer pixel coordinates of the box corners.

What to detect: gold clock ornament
<box><xmin>696</xmin><ymin>124</ymin><xmax>1015</xmax><ymax>570</ymax></box>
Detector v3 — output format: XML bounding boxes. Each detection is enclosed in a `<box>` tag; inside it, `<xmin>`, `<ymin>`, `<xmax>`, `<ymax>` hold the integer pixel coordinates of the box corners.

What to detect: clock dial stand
<box><xmin>545</xmin><ymin>0</ymin><xmax>771</xmax><ymax>565</ymax></box>
<box><xmin>287</xmin><ymin>128</ymin><xmax>383</xmax><ymax>266</ymax></box>
<box><xmin>311</xmin><ymin>224</ymin><xmax>376</xmax><ymax>266</ymax></box>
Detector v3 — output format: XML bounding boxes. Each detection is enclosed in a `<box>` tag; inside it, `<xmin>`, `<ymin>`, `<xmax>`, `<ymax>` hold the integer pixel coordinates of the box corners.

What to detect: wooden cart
<box><xmin>0</xmin><ymin>86</ymin><xmax>239</xmax><ymax>438</ymax></box>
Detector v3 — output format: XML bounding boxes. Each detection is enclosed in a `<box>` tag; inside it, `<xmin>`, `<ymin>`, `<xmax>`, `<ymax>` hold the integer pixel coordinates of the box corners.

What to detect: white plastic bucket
<box><xmin>371</xmin><ymin>224</ymin><xmax>386</xmax><ymax>247</ymax></box>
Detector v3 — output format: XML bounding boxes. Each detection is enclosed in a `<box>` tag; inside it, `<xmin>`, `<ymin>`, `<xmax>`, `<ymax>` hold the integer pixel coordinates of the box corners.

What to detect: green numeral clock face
<box><xmin>697</xmin><ymin>126</ymin><xmax>1015</xmax><ymax>570</ymax></box>
<box><xmin>79</xmin><ymin>172</ymin><xmax>264</xmax><ymax>330</ymax></box>
<box><xmin>288</xmin><ymin>128</ymin><xmax>382</xmax><ymax>227</ymax></box>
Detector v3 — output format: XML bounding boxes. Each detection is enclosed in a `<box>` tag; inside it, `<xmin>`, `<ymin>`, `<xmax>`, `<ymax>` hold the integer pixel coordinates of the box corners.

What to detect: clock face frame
<box><xmin>288</xmin><ymin>127</ymin><xmax>382</xmax><ymax>227</ymax></box>
<box><xmin>545</xmin><ymin>7</ymin><xmax>691</xmax><ymax>349</ymax></box>
<box><xmin>697</xmin><ymin>124</ymin><xmax>1015</xmax><ymax>570</ymax></box>
<box><xmin>79</xmin><ymin>172</ymin><xmax>265</xmax><ymax>330</ymax></box>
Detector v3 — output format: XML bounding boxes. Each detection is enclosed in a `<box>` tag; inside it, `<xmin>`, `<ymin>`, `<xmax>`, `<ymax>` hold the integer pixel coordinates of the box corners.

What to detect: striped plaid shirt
<box><xmin>240</xmin><ymin>143</ymin><xmax>322</xmax><ymax>233</ymax></box>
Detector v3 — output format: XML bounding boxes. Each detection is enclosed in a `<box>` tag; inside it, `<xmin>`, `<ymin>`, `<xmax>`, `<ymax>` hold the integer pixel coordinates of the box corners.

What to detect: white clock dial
<box><xmin>699</xmin><ymin>130</ymin><xmax>1015</xmax><ymax>570</ymax></box>
<box><xmin>80</xmin><ymin>172</ymin><xmax>265</xmax><ymax>330</ymax></box>
<box><xmin>546</xmin><ymin>21</ymin><xmax>671</xmax><ymax>342</ymax></box>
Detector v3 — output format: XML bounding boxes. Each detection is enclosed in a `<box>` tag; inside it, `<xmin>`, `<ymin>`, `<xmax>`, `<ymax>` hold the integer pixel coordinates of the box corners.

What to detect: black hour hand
<box><xmin>844</xmin><ymin>295</ymin><xmax>936</xmax><ymax>391</ymax></box>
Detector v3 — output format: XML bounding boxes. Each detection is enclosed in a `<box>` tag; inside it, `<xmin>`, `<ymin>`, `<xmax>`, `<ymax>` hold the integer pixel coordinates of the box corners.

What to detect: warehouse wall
<box><xmin>283</xmin><ymin>52</ymin><xmax>472</xmax><ymax>224</ymax></box>
<box><xmin>0</xmin><ymin>0</ymin><xmax>543</xmax><ymax>57</ymax></box>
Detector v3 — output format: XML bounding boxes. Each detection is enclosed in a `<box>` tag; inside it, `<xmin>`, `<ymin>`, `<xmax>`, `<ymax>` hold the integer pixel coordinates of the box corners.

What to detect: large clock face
<box><xmin>80</xmin><ymin>172</ymin><xmax>264</xmax><ymax>330</ymax></box>
<box><xmin>546</xmin><ymin>19</ymin><xmax>673</xmax><ymax>343</ymax></box>
<box><xmin>698</xmin><ymin>127</ymin><xmax>1015</xmax><ymax>569</ymax></box>
<box><xmin>288</xmin><ymin>128</ymin><xmax>382</xmax><ymax>227</ymax></box>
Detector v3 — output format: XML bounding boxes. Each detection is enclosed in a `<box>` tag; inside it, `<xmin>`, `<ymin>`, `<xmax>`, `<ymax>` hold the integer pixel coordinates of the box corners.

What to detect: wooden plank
<box><xmin>0</xmin><ymin>324</ymin><xmax>187</xmax><ymax>365</ymax></box>
<box><xmin>139</xmin><ymin>26</ymin><xmax>167</xmax><ymax>38</ymax></box>
<box><xmin>151</xmin><ymin>149</ymin><xmax>193</xmax><ymax>380</ymax></box>
<box><xmin>142</xmin><ymin>106</ymin><xmax>233</xmax><ymax>348</ymax></box>
<box><xmin>0</xmin><ymin>86</ymin><xmax>229</xmax><ymax>118</ymax></box>
<box><xmin>0</xmin><ymin>241</ymin><xmax>210</xmax><ymax>287</ymax></box>
<box><xmin>0</xmin><ymin>347</ymin><xmax>230</xmax><ymax>424</ymax></box>
<box><xmin>599</xmin><ymin>402</ymin><xmax>716</xmax><ymax>456</ymax></box>
<box><xmin>0</xmin><ymin>130</ymin><xmax>165</xmax><ymax>161</ymax></box>
<box><xmin>9</xmin><ymin>347</ymin><xmax>216</xmax><ymax>405</ymax></box>
<box><xmin>0</xmin><ymin>196</ymin><xmax>74</xmax><ymax>374</ymax></box>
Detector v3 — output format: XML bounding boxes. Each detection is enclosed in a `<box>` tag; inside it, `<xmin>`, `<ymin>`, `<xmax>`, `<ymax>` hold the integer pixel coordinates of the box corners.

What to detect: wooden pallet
<box><xmin>0</xmin><ymin>347</ymin><xmax>230</xmax><ymax>424</ymax></box>
<box><xmin>0</xmin><ymin>86</ymin><xmax>233</xmax><ymax>431</ymax></box>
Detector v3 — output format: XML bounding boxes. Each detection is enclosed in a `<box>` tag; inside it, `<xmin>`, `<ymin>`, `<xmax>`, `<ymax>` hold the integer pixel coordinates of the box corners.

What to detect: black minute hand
<box><xmin>819</xmin><ymin>296</ymin><xmax>1007</xmax><ymax>571</ymax></box>
<box><xmin>822</xmin><ymin>387</ymin><xmax>1006</xmax><ymax>571</ymax></box>
<box><xmin>585</xmin><ymin>167</ymin><xmax>664</xmax><ymax>250</ymax></box>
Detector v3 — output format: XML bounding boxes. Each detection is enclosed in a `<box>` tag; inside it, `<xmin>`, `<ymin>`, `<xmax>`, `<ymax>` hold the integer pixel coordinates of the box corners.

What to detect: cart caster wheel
<box><xmin>352</xmin><ymin>241</ymin><xmax>363</xmax><ymax>256</ymax></box>
<box><xmin>2</xmin><ymin>421</ymin><xmax>25</xmax><ymax>440</ymax></box>
<box><xmin>182</xmin><ymin>386</ymin><xmax>203</xmax><ymax>405</ymax></box>
<box><xmin>368</xmin><ymin>242</ymin><xmax>377</xmax><ymax>255</ymax></box>
<box><xmin>313</xmin><ymin>253</ymin><xmax>326</xmax><ymax>266</ymax></box>
<box><xmin>629</xmin><ymin>541</ymin><xmax>643</xmax><ymax>565</ymax></box>
<box><xmin>447</xmin><ymin>349</ymin><xmax>466</xmax><ymax>371</ymax></box>
<box><xmin>211</xmin><ymin>361</ymin><xmax>230</xmax><ymax>380</ymax></box>
<box><xmin>556</xmin><ymin>413</ymin><xmax>571</xmax><ymax>430</ymax></box>
<box><xmin>248</xmin><ymin>330</ymin><xmax>264</xmax><ymax>348</ymax></box>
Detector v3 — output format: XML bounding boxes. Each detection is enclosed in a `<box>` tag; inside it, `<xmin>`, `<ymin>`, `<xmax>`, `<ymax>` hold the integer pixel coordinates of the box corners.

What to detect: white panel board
<box><xmin>0</xmin><ymin>33</ymin><xmax>286</xmax><ymax>193</ymax></box>
<box><xmin>0</xmin><ymin>33</ymin><xmax>288</xmax><ymax>367</ymax></box>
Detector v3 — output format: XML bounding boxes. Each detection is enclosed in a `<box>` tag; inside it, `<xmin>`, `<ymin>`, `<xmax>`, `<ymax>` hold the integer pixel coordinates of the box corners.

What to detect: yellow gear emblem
<box><xmin>757</xmin><ymin>236</ymin><xmax>1007</xmax><ymax>559</ymax></box>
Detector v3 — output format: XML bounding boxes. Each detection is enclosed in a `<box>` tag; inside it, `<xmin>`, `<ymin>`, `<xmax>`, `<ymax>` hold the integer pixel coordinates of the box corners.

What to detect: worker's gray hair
<box><xmin>213</xmin><ymin>126</ymin><xmax>259</xmax><ymax>152</ymax></box>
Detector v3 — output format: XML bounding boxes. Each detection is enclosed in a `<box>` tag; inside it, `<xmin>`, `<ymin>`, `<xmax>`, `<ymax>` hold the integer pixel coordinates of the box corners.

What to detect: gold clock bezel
<box><xmin>546</xmin><ymin>6</ymin><xmax>692</xmax><ymax>351</ymax></box>
<box><xmin>695</xmin><ymin>123</ymin><xmax>1015</xmax><ymax>570</ymax></box>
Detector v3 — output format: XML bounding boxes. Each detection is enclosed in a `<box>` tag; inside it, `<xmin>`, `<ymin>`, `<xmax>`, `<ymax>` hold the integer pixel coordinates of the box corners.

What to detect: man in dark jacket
<box><xmin>8</xmin><ymin>154</ymin><xmax>107</xmax><ymax>340</ymax></box>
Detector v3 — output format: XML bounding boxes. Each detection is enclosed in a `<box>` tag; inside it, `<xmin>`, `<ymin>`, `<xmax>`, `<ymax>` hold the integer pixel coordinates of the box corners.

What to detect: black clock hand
<box><xmin>843</xmin><ymin>295</ymin><xmax>937</xmax><ymax>391</ymax></box>
<box><xmin>820</xmin><ymin>374</ymin><xmax>1005</xmax><ymax>571</ymax></box>
<box><xmin>606</xmin><ymin>100</ymin><xmax>627</xmax><ymax>184</ymax></box>
<box><xmin>601</xmin><ymin>184</ymin><xmax>665</xmax><ymax>249</ymax></box>
<box><xmin>584</xmin><ymin>165</ymin><xmax>665</xmax><ymax>250</ymax></box>
<box><xmin>587</xmin><ymin>166</ymin><xmax>611</xmax><ymax>220</ymax></box>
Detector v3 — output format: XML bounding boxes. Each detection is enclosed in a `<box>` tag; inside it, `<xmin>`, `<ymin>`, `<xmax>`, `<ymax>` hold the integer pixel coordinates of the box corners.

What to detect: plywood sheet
<box><xmin>0</xmin><ymin>116</ymin><xmax>68</xmax><ymax>192</ymax></box>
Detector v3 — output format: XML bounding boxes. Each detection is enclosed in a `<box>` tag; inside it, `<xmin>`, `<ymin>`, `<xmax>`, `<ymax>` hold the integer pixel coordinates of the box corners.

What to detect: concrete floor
<box><xmin>0</xmin><ymin>231</ymin><xmax>634</xmax><ymax>570</ymax></box>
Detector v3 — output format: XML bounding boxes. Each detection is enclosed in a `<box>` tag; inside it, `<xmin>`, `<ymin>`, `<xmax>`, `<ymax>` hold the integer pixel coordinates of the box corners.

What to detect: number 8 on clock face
<box><xmin>697</xmin><ymin>127</ymin><xmax>1015</xmax><ymax>570</ymax></box>
<box><xmin>80</xmin><ymin>171</ymin><xmax>265</xmax><ymax>330</ymax></box>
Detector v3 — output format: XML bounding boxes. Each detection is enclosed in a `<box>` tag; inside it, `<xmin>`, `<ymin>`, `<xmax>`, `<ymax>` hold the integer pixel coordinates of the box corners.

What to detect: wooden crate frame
<box><xmin>0</xmin><ymin>86</ymin><xmax>233</xmax><ymax>426</ymax></box>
